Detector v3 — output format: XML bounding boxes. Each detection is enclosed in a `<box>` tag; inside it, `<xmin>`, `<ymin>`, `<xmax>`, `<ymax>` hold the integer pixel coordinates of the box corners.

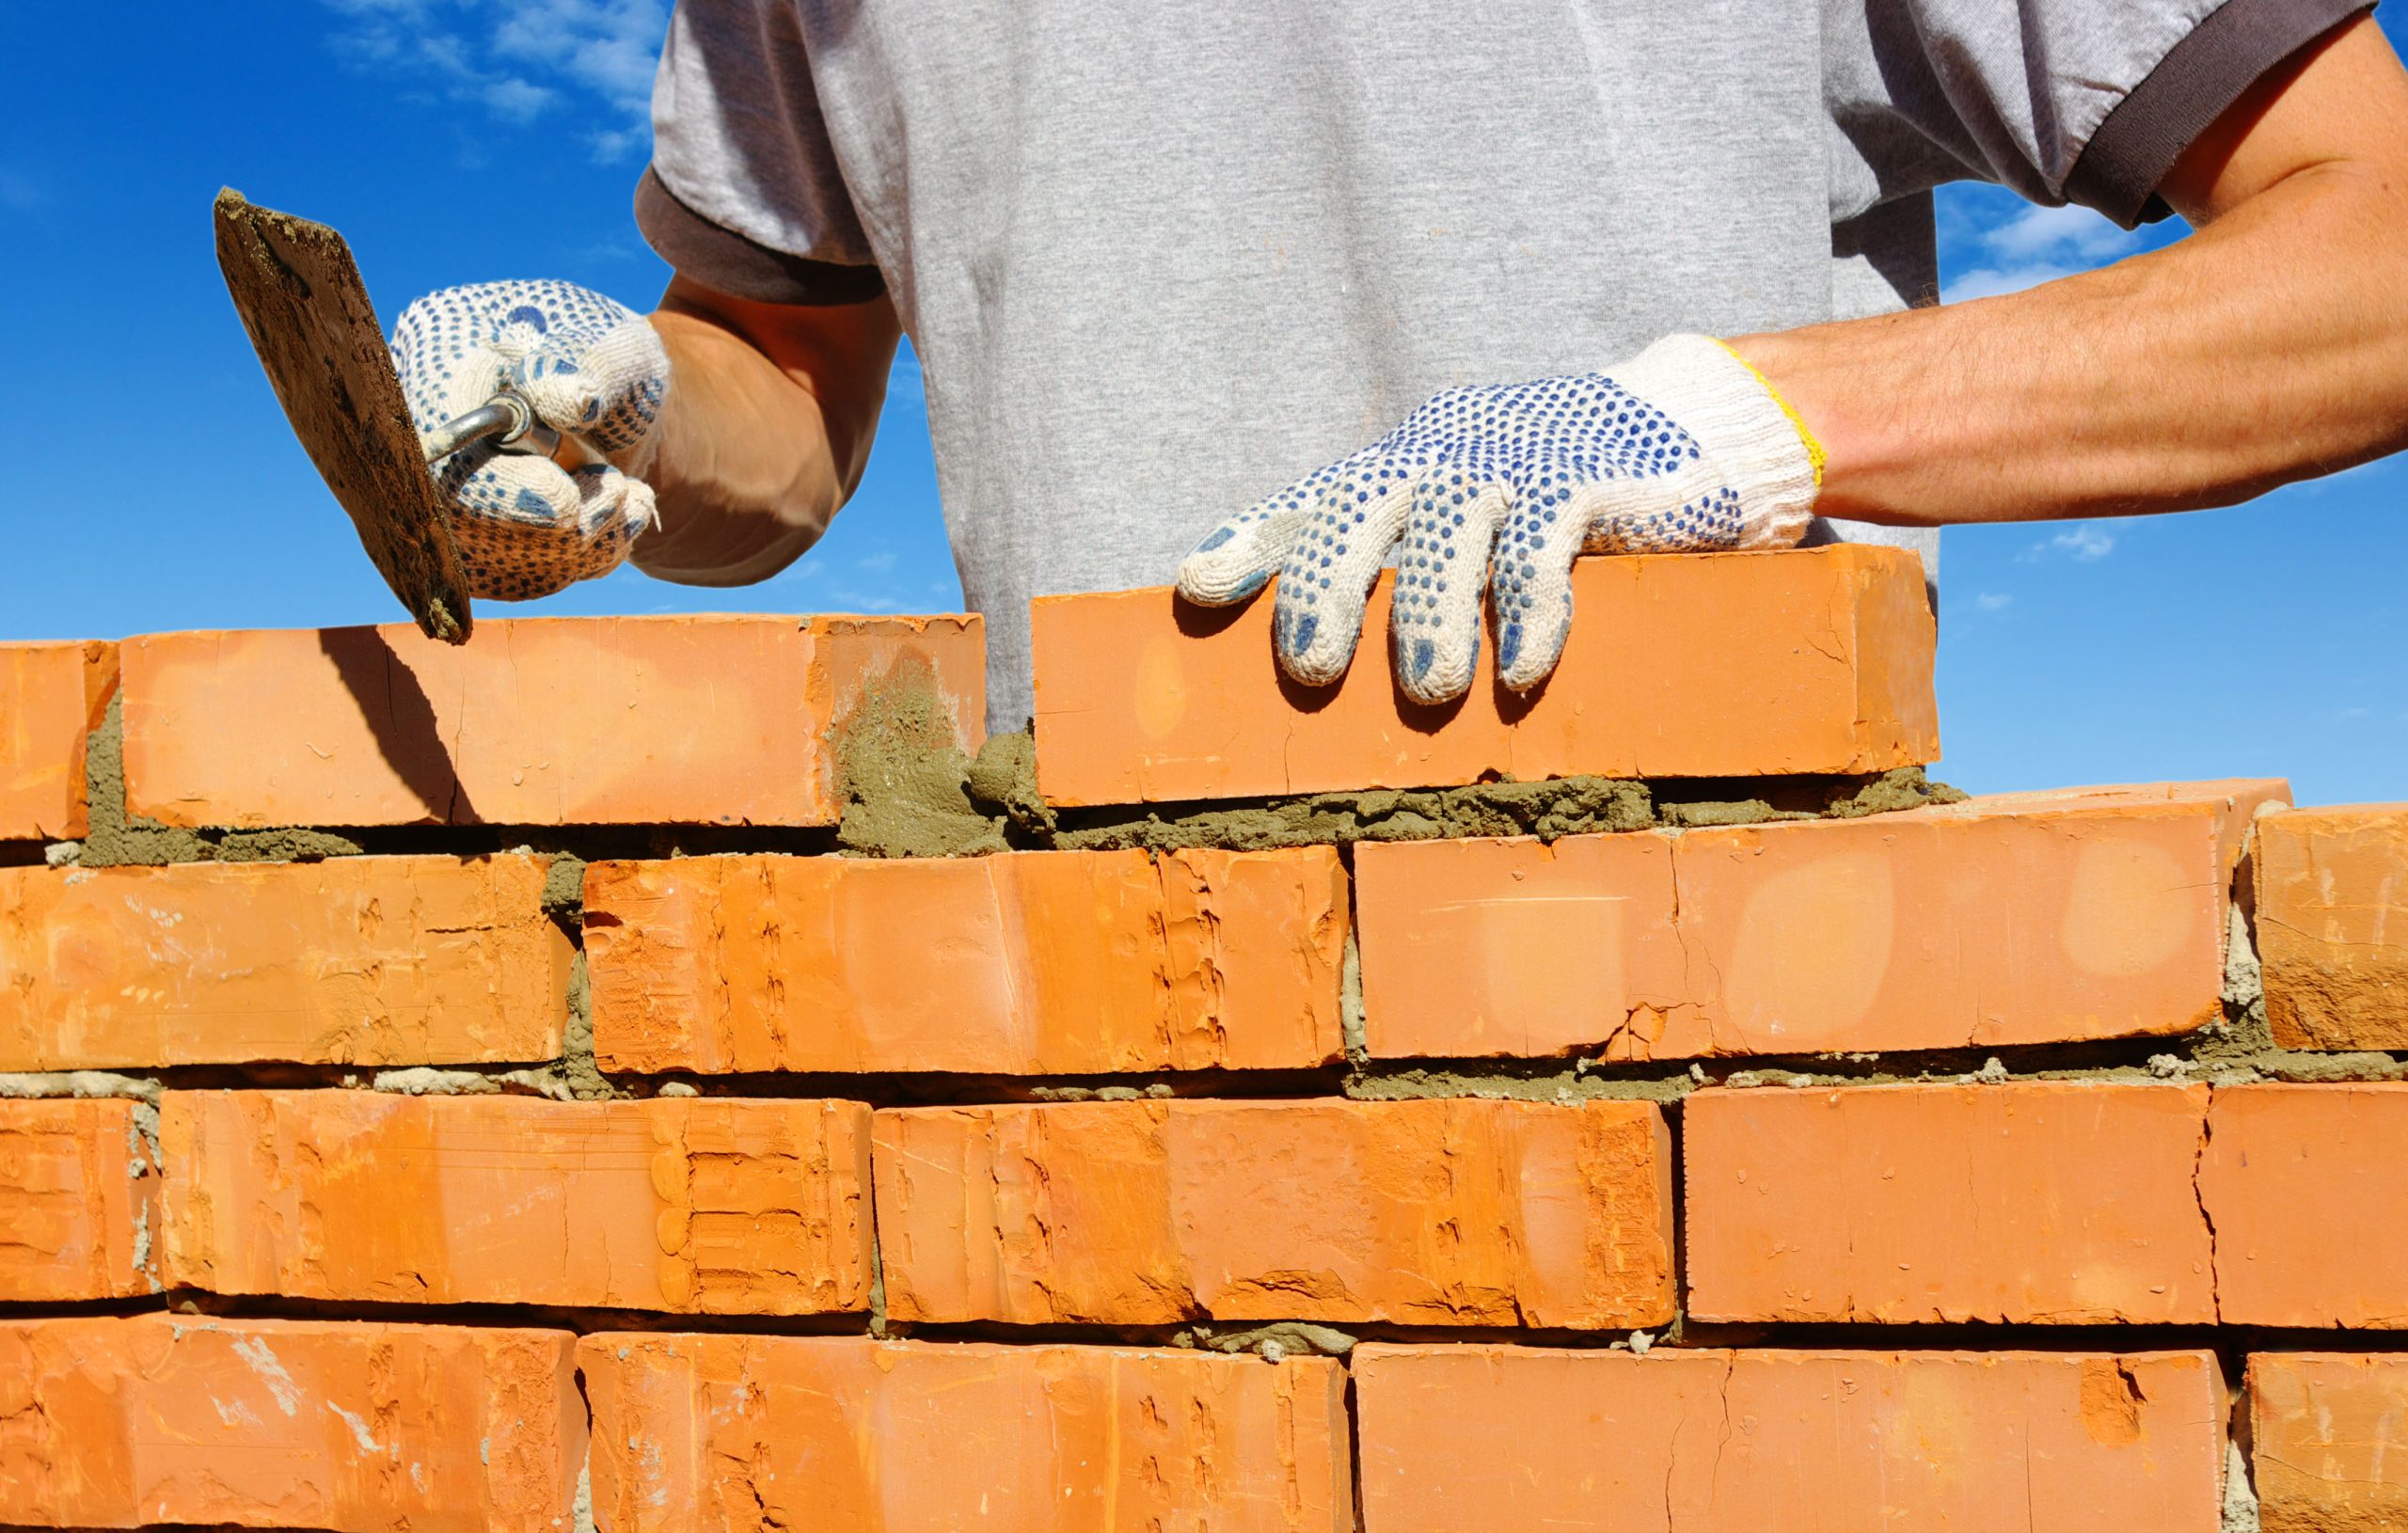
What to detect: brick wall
<box><xmin>2</xmin><ymin>546</ymin><xmax>2403</xmax><ymax>1531</ymax></box>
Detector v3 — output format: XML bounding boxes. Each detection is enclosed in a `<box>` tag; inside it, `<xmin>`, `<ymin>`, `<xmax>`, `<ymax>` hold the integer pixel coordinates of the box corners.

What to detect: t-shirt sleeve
<box><xmin>1828</xmin><ymin>0</ymin><xmax>2374</xmax><ymax>228</ymax></box>
<box><xmin>637</xmin><ymin>0</ymin><xmax>884</xmax><ymax>304</ymax></box>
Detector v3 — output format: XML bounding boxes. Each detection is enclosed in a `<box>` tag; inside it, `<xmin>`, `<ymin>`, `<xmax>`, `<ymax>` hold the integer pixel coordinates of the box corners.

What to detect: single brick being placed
<box><xmin>581</xmin><ymin>1334</ymin><xmax>1353</xmax><ymax>1532</ymax></box>
<box><xmin>0</xmin><ymin>1314</ymin><xmax>582</xmax><ymax>1532</ymax></box>
<box><xmin>0</xmin><ymin>1098</ymin><xmax>158</xmax><ymax>1302</ymax></box>
<box><xmin>2200</xmin><ymin>1083</ymin><xmax>2408</xmax><ymax>1327</ymax></box>
<box><xmin>0</xmin><ymin>639</ymin><xmax>117</xmax><ymax>841</ymax></box>
<box><xmin>1684</xmin><ymin>1083</ymin><xmax>2215</xmax><ymax>1324</ymax></box>
<box><xmin>1031</xmin><ymin>545</ymin><xmax>1938</xmax><ymax>805</ymax></box>
<box><xmin>873</xmin><ymin>1098</ymin><xmax>1673</xmax><ymax>1328</ymax></box>
<box><xmin>2249</xmin><ymin>1353</ymin><xmax>2408</xmax><ymax>1529</ymax></box>
<box><xmin>163</xmin><ymin>1091</ymin><xmax>873</xmax><ymax>1314</ymax></box>
<box><xmin>587</xmin><ymin>846</ymin><xmax>1347</xmax><ymax>1074</ymax></box>
<box><xmin>0</xmin><ymin>855</ymin><xmax>569</xmax><ymax>1071</ymax></box>
<box><xmin>1357</xmin><ymin>781</ymin><xmax>2283</xmax><ymax>1060</ymax></box>
<box><xmin>119</xmin><ymin>612</ymin><xmax>982</xmax><ymax>828</ymax></box>
<box><xmin>1354</xmin><ymin>1346</ymin><xmax>2224</xmax><ymax>1533</ymax></box>
<box><xmin>2255</xmin><ymin>805</ymin><xmax>2408</xmax><ymax>1050</ymax></box>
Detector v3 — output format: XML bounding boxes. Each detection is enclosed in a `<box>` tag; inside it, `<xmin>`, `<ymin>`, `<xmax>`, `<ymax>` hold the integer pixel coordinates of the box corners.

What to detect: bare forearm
<box><xmin>606</xmin><ymin>279</ymin><xmax>900</xmax><ymax>577</ymax></box>
<box><xmin>1736</xmin><ymin>20</ymin><xmax>2408</xmax><ymax>528</ymax></box>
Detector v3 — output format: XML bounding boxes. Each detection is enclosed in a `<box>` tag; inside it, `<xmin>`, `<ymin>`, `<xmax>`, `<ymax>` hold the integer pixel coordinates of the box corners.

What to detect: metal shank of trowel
<box><xmin>420</xmin><ymin>388</ymin><xmax>563</xmax><ymax>466</ymax></box>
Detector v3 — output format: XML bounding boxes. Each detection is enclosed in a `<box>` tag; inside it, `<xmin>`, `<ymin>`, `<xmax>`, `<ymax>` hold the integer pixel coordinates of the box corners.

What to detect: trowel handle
<box><xmin>420</xmin><ymin>388</ymin><xmax>562</xmax><ymax>466</ymax></box>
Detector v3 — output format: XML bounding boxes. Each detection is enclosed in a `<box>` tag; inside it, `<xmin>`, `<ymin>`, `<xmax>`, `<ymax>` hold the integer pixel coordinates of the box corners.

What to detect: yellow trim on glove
<box><xmin>1711</xmin><ymin>338</ymin><xmax>1827</xmax><ymax>488</ymax></box>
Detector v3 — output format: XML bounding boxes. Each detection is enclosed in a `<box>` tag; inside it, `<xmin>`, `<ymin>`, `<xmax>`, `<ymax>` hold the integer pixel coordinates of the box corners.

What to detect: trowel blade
<box><xmin>214</xmin><ymin>188</ymin><xmax>472</xmax><ymax>643</ymax></box>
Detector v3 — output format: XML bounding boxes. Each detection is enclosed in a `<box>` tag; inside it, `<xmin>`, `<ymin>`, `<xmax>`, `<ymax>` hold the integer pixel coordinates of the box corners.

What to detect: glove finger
<box><xmin>1390</xmin><ymin>471</ymin><xmax>1509</xmax><ymax>704</ymax></box>
<box><xmin>1493</xmin><ymin>469</ymin><xmax>1621</xmax><ymax>692</ymax></box>
<box><xmin>515</xmin><ymin>315</ymin><xmax>671</xmax><ymax>456</ymax></box>
<box><xmin>1272</xmin><ymin>455</ymin><xmax>1419</xmax><ymax>687</ymax></box>
<box><xmin>446</xmin><ymin>454</ymin><xmax>655</xmax><ymax>601</ymax></box>
<box><xmin>1176</xmin><ymin>459</ymin><xmax>1355</xmax><ymax>607</ymax></box>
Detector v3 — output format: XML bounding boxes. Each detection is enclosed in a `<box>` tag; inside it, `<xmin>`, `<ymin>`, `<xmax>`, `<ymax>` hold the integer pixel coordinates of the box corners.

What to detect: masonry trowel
<box><xmin>213</xmin><ymin>189</ymin><xmax>560</xmax><ymax>643</ymax></box>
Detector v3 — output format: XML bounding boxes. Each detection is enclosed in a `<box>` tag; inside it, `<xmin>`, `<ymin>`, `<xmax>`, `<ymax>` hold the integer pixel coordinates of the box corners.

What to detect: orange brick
<box><xmin>1358</xmin><ymin>782</ymin><xmax>2271</xmax><ymax>1060</ymax></box>
<box><xmin>0</xmin><ymin>856</ymin><xmax>569</xmax><ymax>1070</ymax></box>
<box><xmin>2248</xmin><ymin>1353</ymin><xmax>2408</xmax><ymax>1529</ymax></box>
<box><xmin>2200</xmin><ymin>1083</ymin><xmax>2408</xmax><ymax>1327</ymax></box>
<box><xmin>119</xmin><ymin>612</ymin><xmax>982</xmax><ymax>828</ymax></box>
<box><xmin>1031</xmin><ymin>546</ymin><xmax>1937</xmax><ymax>805</ymax></box>
<box><xmin>587</xmin><ymin>846</ymin><xmax>1346</xmax><ymax>1074</ymax></box>
<box><xmin>0</xmin><ymin>1098</ymin><xmax>158</xmax><ymax>1302</ymax></box>
<box><xmin>0</xmin><ymin>640</ymin><xmax>117</xmax><ymax>841</ymax></box>
<box><xmin>581</xmin><ymin>1334</ymin><xmax>1353</xmax><ymax>1532</ymax></box>
<box><xmin>0</xmin><ymin>1314</ymin><xmax>581</xmax><ymax>1531</ymax></box>
<box><xmin>873</xmin><ymin>1098</ymin><xmax>1673</xmax><ymax>1327</ymax></box>
<box><xmin>1354</xmin><ymin>1345</ymin><xmax>2224</xmax><ymax>1533</ymax></box>
<box><xmin>1684</xmin><ymin>1083</ymin><xmax>2214</xmax><ymax>1324</ymax></box>
<box><xmin>163</xmin><ymin>1091</ymin><xmax>872</xmax><ymax>1314</ymax></box>
<box><xmin>2256</xmin><ymin>806</ymin><xmax>2408</xmax><ymax>1050</ymax></box>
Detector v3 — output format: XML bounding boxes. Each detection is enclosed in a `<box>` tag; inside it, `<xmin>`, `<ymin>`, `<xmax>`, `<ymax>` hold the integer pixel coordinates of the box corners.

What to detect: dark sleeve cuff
<box><xmin>635</xmin><ymin>166</ymin><xmax>887</xmax><ymax>306</ymax></box>
<box><xmin>2067</xmin><ymin>0</ymin><xmax>2373</xmax><ymax>226</ymax></box>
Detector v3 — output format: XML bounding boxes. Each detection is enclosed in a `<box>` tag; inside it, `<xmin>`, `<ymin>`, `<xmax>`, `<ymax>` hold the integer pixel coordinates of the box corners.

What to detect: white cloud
<box><xmin>321</xmin><ymin>0</ymin><xmax>667</xmax><ymax>161</ymax></box>
<box><xmin>1942</xmin><ymin>201</ymin><xmax>2143</xmax><ymax>303</ymax></box>
<box><xmin>2020</xmin><ymin>526</ymin><xmax>2115</xmax><ymax>562</ymax></box>
<box><xmin>1973</xmin><ymin>592</ymin><xmax>2012</xmax><ymax>612</ymax></box>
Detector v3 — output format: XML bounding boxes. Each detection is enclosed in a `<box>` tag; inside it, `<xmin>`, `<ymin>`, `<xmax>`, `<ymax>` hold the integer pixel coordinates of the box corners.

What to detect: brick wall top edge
<box><xmin>117</xmin><ymin>611</ymin><xmax>982</xmax><ymax>644</ymax></box>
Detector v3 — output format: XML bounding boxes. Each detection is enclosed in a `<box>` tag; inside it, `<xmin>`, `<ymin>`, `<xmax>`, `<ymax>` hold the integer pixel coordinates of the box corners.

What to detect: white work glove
<box><xmin>1177</xmin><ymin>335</ymin><xmax>1823</xmax><ymax>703</ymax></box>
<box><xmin>389</xmin><ymin>280</ymin><xmax>670</xmax><ymax>600</ymax></box>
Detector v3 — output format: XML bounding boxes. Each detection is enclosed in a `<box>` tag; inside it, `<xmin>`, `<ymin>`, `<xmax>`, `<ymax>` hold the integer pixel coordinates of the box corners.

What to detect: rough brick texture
<box><xmin>2249</xmin><ymin>1352</ymin><xmax>2408</xmax><ymax>1530</ymax></box>
<box><xmin>119</xmin><ymin>612</ymin><xmax>982</xmax><ymax>828</ymax></box>
<box><xmin>873</xmin><ymin>1098</ymin><xmax>1674</xmax><ymax>1327</ymax></box>
<box><xmin>581</xmin><ymin>1334</ymin><xmax>1353</xmax><ymax>1532</ymax></box>
<box><xmin>1357</xmin><ymin>782</ymin><xmax>2271</xmax><ymax>1059</ymax></box>
<box><xmin>2257</xmin><ymin>805</ymin><xmax>2408</xmax><ymax>1050</ymax></box>
<box><xmin>1685</xmin><ymin>1083</ymin><xmax>2214</xmax><ymax>1324</ymax></box>
<box><xmin>163</xmin><ymin>1091</ymin><xmax>873</xmax><ymax>1314</ymax></box>
<box><xmin>2200</xmin><ymin>1083</ymin><xmax>2408</xmax><ymax>1327</ymax></box>
<box><xmin>0</xmin><ymin>1098</ymin><xmax>158</xmax><ymax>1302</ymax></box>
<box><xmin>0</xmin><ymin>855</ymin><xmax>569</xmax><ymax>1070</ymax></box>
<box><xmin>0</xmin><ymin>1314</ymin><xmax>581</xmax><ymax>1531</ymax></box>
<box><xmin>0</xmin><ymin>640</ymin><xmax>117</xmax><ymax>841</ymax></box>
<box><xmin>1354</xmin><ymin>1346</ymin><xmax>2224</xmax><ymax>1532</ymax></box>
<box><xmin>587</xmin><ymin>846</ymin><xmax>1347</xmax><ymax>1074</ymax></box>
<box><xmin>1031</xmin><ymin>546</ymin><xmax>1937</xmax><ymax>805</ymax></box>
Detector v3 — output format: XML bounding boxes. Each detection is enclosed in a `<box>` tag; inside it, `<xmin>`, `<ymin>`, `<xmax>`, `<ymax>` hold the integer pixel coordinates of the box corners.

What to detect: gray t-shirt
<box><xmin>635</xmin><ymin>0</ymin><xmax>2364</xmax><ymax>730</ymax></box>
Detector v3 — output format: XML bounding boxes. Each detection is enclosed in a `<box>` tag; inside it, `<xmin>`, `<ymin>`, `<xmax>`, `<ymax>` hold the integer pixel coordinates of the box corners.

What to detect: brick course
<box><xmin>873</xmin><ymin>1098</ymin><xmax>1675</xmax><ymax>1327</ymax></box>
<box><xmin>586</xmin><ymin>845</ymin><xmax>1347</xmax><ymax>1073</ymax></box>
<box><xmin>163</xmin><ymin>1091</ymin><xmax>874</xmax><ymax>1314</ymax></box>
<box><xmin>0</xmin><ymin>855</ymin><xmax>570</xmax><ymax>1070</ymax></box>
<box><xmin>582</xmin><ymin>1334</ymin><xmax>1353</xmax><ymax>1531</ymax></box>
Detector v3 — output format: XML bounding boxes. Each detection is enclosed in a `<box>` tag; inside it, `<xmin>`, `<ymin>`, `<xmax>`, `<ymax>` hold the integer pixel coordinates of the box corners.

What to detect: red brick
<box><xmin>0</xmin><ymin>1098</ymin><xmax>158</xmax><ymax>1302</ymax></box>
<box><xmin>581</xmin><ymin>1334</ymin><xmax>1352</xmax><ymax>1531</ymax></box>
<box><xmin>119</xmin><ymin>612</ymin><xmax>982</xmax><ymax>828</ymax></box>
<box><xmin>1031</xmin><ymin>546</ymin><xmax>1937</xmax><ymax>805</ymax></box>
<box><xmin>1354</xmin><ymin>1345</ymin><xmax>2225</xmax><ymax>1533</ymax></box>
<box><xmin>1357</xmin><ymin>782</ymin><xmax>2270</xmax><ymax>1060</ymax></box>
<box><xmin>0</xmin><ymin>1313</ymin><xmax>581</xmax><ymax>1531</ymax></box>
<box><xmin>2248</xmin><ymin>1353</ymin><xmax>2408</xmax><ymax>1529</ymax></box>
<box><xmin>873</xmin><ymin>1098</ymin><xmax>1673</xmax><ymax>1328</ymax></box>
<box><xmin>163</xmin><ymin>1091</ymin><xmax>872</xmax><ymax>1314</ymax></box>
<box><xmin>2256</xmin><ymin>805</ymin><xmax>2408</xmax><ymax>1050</ymax></box>
<box><xmin>0</xmin><ymin>856</ymin><xmax>569</xmax><ymax>1070</ymax></box>
<box><xmin>587</xmin><ymin>846</ymin><xmax>1346</xmax><ymax>1074</ymax></box>
<box><xmin>1684</xmin><ymin>1083</ymin><xmax>2214</xmax><ymax>1324</ymax></box>
<box><xmin>0</xmin><ymin>640</ymin><xmax>117</xmax><ymax>841</ymax></box>
<box><xmin>2200</xmin><ymin>1083</ymin><xmax>2408</xmax><ymax>1327</ymax></box>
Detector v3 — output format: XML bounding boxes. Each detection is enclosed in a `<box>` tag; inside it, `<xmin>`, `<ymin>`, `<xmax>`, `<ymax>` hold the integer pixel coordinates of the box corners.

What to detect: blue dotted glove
<box><xmin>390</xmin><ymin>281</ymin><xmax>670</xmax><ymax>600</ymax></box>
<box><xmin>1177</xmin><ymin>335</ymin><xmax>1821</xmax><ymax>703</ymax></box>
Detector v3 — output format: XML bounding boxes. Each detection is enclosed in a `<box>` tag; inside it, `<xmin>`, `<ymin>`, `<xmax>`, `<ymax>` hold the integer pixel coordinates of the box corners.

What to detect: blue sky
<box><xmin>1</xmin><ymin>2</ymin><xmax>2400</xmax><ymax>806</ymax></box>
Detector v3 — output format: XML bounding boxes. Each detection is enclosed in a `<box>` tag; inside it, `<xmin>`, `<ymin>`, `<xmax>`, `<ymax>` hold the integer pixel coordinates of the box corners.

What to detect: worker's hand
<box><xmin>1176</xmin><ymin>335</ymin><xmax>1822</xmax><ymax>703</ymax></box>
<box><xmin>390</xmin><ymin>280</ymin><xmax>671</xmax><ymax>600</ymax></box>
